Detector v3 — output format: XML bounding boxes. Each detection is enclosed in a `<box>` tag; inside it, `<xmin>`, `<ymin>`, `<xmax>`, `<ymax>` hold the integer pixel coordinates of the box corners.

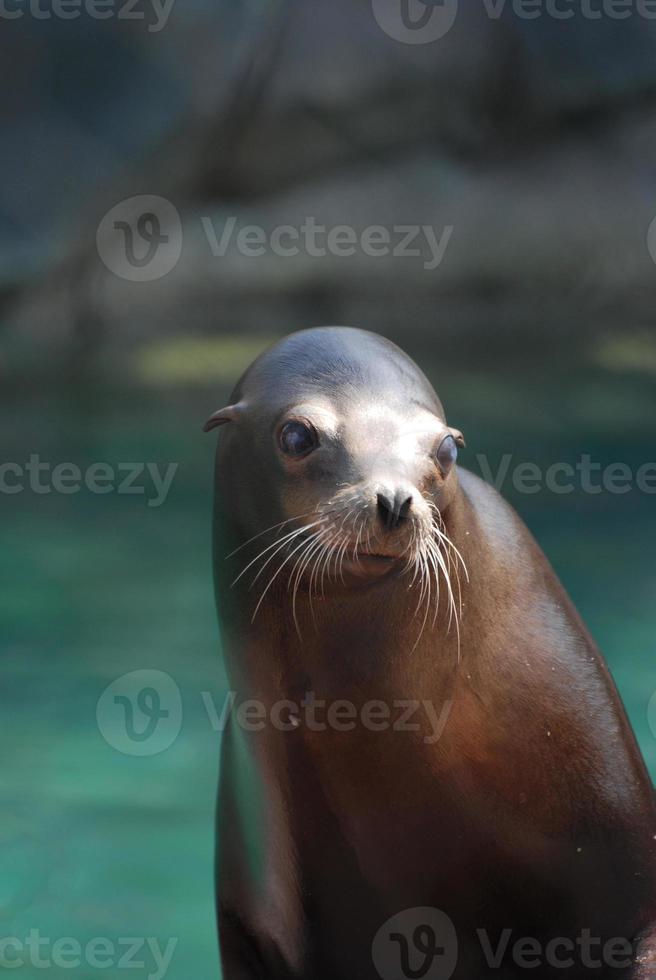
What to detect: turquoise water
<box><xmin>1</xmin><ymin>350</ymin><xmax>654</xmax><ymax>979</ymax></box>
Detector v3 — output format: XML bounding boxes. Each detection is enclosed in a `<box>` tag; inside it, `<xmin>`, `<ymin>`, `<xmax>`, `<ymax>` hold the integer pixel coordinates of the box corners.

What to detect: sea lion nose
<box><xmin>376</xmin><ymin>488</ymin><xmax>413</xmax><ymax>531</ymax></box>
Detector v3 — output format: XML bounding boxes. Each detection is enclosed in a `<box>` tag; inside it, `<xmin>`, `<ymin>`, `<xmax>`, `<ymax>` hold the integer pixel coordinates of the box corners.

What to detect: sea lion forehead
<box><xmin>348</xmin><ymin>399</ymin><xmax>444</xmax><ymax>436</ymax></box>
<box><xmin>238</xmin><ymin>326</ymin><xmax>444</xmax><ymax>417</ymax></box>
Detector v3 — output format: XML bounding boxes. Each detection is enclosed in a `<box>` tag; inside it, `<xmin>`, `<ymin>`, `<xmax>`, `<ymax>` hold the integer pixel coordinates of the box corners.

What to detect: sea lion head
<box><xmin>206</xmin><ymin>327</ymin><xmax>465</xmax><ymax>594</ymax></box>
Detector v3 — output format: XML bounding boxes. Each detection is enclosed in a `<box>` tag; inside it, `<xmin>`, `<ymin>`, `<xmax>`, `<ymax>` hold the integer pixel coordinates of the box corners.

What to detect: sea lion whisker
<box><xmin>303</xmin><ymin>527</ymin><xmax>335</xmax><ymax>594</ymax></box>
<box><xmin>432</xmin><ymin>517</ymin><xmax>467</xmax><ymax>622</ymax></box>
<box><xmin>321</xmin><ymin>535</ymin><xmax>340</xmax><ymax>597</ymax></box>
<box><xmin>364</xmin><ymin>522</ymin><xmax>374</xmax><ymax>561</ymax></box>
<box><xmin>427</xmin><ymin>533</ymin><xmax>456</xmax><ymax>625</ymax></box>
<box><xmin>407</xmin><ymin>532</ymin><xmax>423</xmax><ymax>588</ymax></box>
<box><xmin>318</xmin><ymin>530</ymin><xmax>337</xmax><ymax>599</ymax></box>
<box><xmin>317</xmin><ymin>494</ymin><xmax>357</xmax><ymax>521</ymax></box>
<box><xmin>225</xmin><ymin>512</ymin><xmax>316</xmax><ymax>559</ymax></box>
<box><xmin>428</xmin><ymin>511</ymin><xmax>465</xmax><ymax>615</ymax></box>
<box><xmin>333</xmin><ymin>532</ymin><xmax>347</xmax><ymax>585</ymax></box>
<box><xmin>339</xmin><ymin>540</ymin><xmax>349</xmax><ymax>585</ymax></box>
<box><xmin>248</xmin><ymin>526</ymin><xmax>324</xmax><ymax>593</ymax></box>
<box><xmin>353</xmin><ymin>514</ymin><xmax>368</xmax><ymax>567</ymax></box>
<box><xmin>425</xmin><ymin>541</ymin><xmax>442</xmax><ymax>628</ymax></box>
<box><xmin>291</xmin><ymin>531</ymin><xmax>329</xmax><ymax>635</ymax></box>
<box><xmin>413</xmin><ymin>548</ymin><xmax>429</xmax><ymax>618</ymax></box>
<box><xmin>308</xmin><ymin>530</ymin><xmax>330</xmax><ymax>592</ymax></box>
<box><xmin>310</xmin><ymin>532</ymin><xmax>337</xmax><ymax>610</ymax></box>
<box><xmin>317</xmin><ymin>525</ymin><xmax>346</xmax><ymax>602</ymax></box>
<box><xmin>412</xmin><ymin>547</ymin><xmax>424</xmax><ymax>608</ymax></box>
<box><xmin>289</xmin><ymin>531</ymin><xmax>324</xmax><ymax>598</ymax></box>
<box><xmin>431</xmin><ymin>510</ymin><xmax>469</xmax><ymax>582</ymax></box>
<box><xmin>411</xmin><ymin>552</ymin><xmax>432</xmax><ymax>652</ymax></box>
<box><xmin>234</xmin><ymin>522</ymin><xmax>319</xmax><ymax>584</ymax></box>
<box><xmin>323</xmin><ymin>508</ymin><xmax>355</xmax><ymax>584</ymax></box>
<box><xmin>427</xmin><ymin>530</ymin><xmax>462</xmax><ymax>657</ymax></box>
<box><xmin>402</xmin><ymin>522</ymin><xmax>419</xmax><ymax>578</ymax></box>
<box><xmin>336</xmin><ymin>515</ymin><xmax>356</xmax><ymax>585</ymax></box>
<box><xmin>232</xmin><ymin>519</ymin><xmax>327</xmax><ymax>588</ymax></box>
<box><xmin>251</xmin><ymin>528</ymin><xmax>326</xmax><ymax>623</ymax></box>
<box><xmin>326</xmin><ymin>531</ymin><xmax>340</xmax><ymax>583</ymax></box>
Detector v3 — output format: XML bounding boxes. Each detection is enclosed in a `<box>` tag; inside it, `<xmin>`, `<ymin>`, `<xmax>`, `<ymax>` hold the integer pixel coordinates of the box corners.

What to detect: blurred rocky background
<box><xmin>3</xmin><ymin>0</ymin><xmax>656</xmax><ymax>379</ymax></box>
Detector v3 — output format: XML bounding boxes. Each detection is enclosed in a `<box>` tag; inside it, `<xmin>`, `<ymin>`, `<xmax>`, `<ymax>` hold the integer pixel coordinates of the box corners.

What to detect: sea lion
<box><xmin>205</xmin><ymin>326</ymin><xmax>656</xmax><ymax>979</ymax></box>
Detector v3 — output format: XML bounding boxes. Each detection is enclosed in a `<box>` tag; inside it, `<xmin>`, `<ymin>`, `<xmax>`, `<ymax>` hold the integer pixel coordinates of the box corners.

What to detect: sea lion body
<box><xmin>207</xmin><ymin>327</ymin><xmax>656</xmax><ymax>979</ymax></box>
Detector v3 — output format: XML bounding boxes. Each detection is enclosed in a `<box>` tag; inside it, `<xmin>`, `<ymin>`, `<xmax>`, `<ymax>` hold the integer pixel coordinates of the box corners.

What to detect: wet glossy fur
<box><xmin>208</xmin><ymin>327</ymin><xmax>656</xmax><ymax>979</ymax></box>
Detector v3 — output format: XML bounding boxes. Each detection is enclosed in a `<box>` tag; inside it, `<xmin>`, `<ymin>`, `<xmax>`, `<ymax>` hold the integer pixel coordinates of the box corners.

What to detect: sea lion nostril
<box><xmin>377</xmin><ymin>490</ymin><xmax>413</xmax><ymax>530</ymax></box>
<box><xmin>376</xmin><ymin>491</ymin><xmax>394</xmax><ymax>529</ymax></box>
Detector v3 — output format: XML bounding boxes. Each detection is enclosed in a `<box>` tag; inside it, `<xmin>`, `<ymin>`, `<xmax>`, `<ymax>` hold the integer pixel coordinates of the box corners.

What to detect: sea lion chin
<box><xmin>333</xmin><ymin>552</ymin><xmax>404</xmax><ymax>587</ymax></box>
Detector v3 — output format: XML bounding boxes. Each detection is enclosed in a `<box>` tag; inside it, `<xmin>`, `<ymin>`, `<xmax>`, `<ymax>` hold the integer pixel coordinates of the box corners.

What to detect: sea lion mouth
<box><xmin>229</xmin><ymin>504</ymin><xmax>467</xmax><ymax>637</ymax></box>
<box><xmin>340</xmin><ymin>552</ymin><xmax>403</xmax><ymax>579</ymax></box>
<box><xmin>355</xmin><ymin>551</ymin><xmax>400</xmax><ymax>562</ymax></box>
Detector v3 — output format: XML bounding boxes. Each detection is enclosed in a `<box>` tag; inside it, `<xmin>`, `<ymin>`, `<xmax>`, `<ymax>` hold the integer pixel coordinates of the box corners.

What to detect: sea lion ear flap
<box><xmin>448</xmin><ymin>427</ymin><xmax>466</xmax><ymax>449</ymax></box>
<box><xmin>202</xmin><ymin>403</ymin><xmax>243</xmax><ymax>433</ymax></box>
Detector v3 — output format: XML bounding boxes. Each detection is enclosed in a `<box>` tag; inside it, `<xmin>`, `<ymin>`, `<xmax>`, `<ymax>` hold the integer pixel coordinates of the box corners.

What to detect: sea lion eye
<box><xmin>436</xmin><ymin>434</ymin><xmax>458</xmax><ymax>475</ymax></box>
<box><xmin>279</xmin><ymin>420</ymin><xmax>319</xmax><ymax>457</ymax></box>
